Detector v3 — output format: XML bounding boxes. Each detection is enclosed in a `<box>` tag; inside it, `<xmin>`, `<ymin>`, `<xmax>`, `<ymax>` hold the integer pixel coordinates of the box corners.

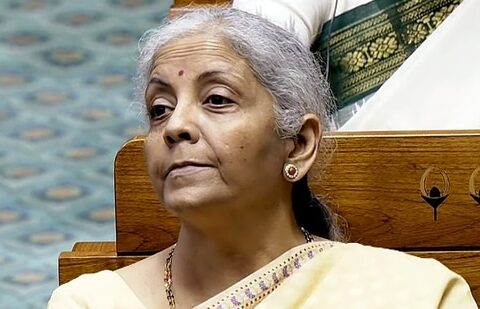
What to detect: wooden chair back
<box><xmin>169</xmin><ymin>0</ymin><xmax>231</xmax><ymax>17</ymax></box>
<box><xmin>112</xmin><ymin>131</ymin><xmax>480</xmax><ymax>252</ymax></box>
<box><xmin>59</xmin><ymin>131</ymin><xmax>480</xmax><ymax>304</ymax></box>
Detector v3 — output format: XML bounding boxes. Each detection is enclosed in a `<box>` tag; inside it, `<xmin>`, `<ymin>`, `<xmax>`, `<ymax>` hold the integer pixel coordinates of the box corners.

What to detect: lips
<box><xmin>164</xmin><ymin>161</ymin><xmax>213</xmax><ymax>178</ymax></box>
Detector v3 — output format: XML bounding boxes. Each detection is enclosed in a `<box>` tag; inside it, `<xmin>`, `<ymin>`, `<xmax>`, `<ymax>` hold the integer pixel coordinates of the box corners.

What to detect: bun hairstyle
<box><xmin>135</xmin><ymin>7</ymin><xmax>344</xmax><ymax>240</ymax></box>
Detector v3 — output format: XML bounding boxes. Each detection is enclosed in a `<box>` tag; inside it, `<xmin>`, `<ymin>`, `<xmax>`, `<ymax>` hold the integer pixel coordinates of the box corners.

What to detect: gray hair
<box><xmin>134</xmin><ymin>7</ymin><xmax>334</xmax><ymax>138</ymax></box>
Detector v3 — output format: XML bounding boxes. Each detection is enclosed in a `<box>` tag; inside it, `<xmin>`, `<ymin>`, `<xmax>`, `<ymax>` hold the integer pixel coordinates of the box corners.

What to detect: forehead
<box><xmin>151</xmin><ymin>32</ymin><xmax>251</xmax><ymax>76</ymax></box>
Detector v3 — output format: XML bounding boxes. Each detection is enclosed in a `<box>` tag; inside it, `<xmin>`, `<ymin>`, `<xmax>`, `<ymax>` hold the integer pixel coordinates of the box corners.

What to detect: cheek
<box><xmin>144</xmin><ymin>133</ymin><xmax>157</xmax><ymax>165</ymax></box>
<box><xmin>144</xmin><ymin>132</ymin><xmax>165</xmax><ymax>186</ymax></box>
<box><xmin>219</xmin><ymin>129</ymin><xmax>283</xmax><ymax>179</ymax></box>
<box><xmin>218</xmin><ymin>133</ymin><xmax>249</xmax><ymax>162</ymax></box>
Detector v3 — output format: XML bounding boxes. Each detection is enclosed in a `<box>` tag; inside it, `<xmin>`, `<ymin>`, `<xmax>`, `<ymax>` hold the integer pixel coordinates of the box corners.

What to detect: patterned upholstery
<box><xmin>0</xmin><ymin>0</ymin><xmax>172</xmax><ymax>307</ymax></box>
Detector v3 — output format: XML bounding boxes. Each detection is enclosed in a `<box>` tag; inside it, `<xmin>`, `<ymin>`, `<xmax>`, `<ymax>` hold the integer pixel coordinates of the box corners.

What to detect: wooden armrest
<box><xmin>58</xmin><ymin>242</ymin><xmax>146</xmax><ymax>285</ymax></box>
<box><xmin>71</xmin><ymin>242</ymin><xmax>116</xmax><ymax>252</ymax></box>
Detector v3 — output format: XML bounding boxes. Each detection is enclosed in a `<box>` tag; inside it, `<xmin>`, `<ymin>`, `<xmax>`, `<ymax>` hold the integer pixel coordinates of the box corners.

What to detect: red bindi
<box><xmin>178</xmin><ymin>70</ymin><xmax>184</xmax><ymax>76</ymax></box>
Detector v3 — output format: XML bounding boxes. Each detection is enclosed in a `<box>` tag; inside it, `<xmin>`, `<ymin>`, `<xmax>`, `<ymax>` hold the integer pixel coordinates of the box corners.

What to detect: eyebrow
<box><xmin>197</xmin><ymin>70</ymin><xmax>245</xmax><ymax>89</ymax></box>
<box><xmin>147</xmin><ymin>70</ymin><xmax>244</xmax><ymax>93</ymax></box>
<box><xmin>197</xmin><ymin>70</ymin><xmax>226</xmax><ymax>81</ymax></box>
<box><xmin>149</xmin><ymin>71</ymin><xmax>232</xmax><ymax>83</ymax></box>
<box><xmin>148</xmin><ymin>77</ymin><xmax>171</xmax><ymax>88</ymax></box>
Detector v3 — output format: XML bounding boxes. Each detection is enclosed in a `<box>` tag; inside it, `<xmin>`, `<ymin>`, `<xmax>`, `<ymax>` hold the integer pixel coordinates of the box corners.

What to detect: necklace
<box><xmin>164</xmin><ymin>228</ymin><xmax>313</xmax><ymax>308</ymax></box>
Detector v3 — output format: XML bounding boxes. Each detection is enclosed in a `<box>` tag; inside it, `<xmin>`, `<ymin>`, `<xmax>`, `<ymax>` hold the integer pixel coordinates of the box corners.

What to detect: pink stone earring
<box><xmin>284</xmin><ymin>163</ymin><xmax>299</xmax><ymax>181</ymax></box>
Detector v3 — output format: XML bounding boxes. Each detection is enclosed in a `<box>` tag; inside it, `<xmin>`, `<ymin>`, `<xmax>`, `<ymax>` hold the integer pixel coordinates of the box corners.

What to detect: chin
<box><xmin>162</xmin><ymin>186</ymin><xmax>229</xmax><ymax>215</ymax></box>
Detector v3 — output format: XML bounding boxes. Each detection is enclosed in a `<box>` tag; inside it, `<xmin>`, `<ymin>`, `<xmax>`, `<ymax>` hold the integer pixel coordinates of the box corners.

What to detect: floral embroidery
<box><xmin>203</xmin><ymin>241</ymin><xmax>337</xmax><ymax>309</ymax></box>
<box><xmin>282</xmin><ymin>266</ymin><xmax>290</xmax><ymax>278</ymax></box>
<box><xmin>294</xmin><ymin>258</ymin><xmax>301</xmax><ymax>269</ymax></box>
<box><xmin>230</xmin><ymin>296</ymin><xmax>241</xmax><ymax>306</ymax></box>
<box><xmin>245</xmin><ymin>288</ymin><xmax>255</xmax><ymax>299</ymax></box>
<box><xmin>369</xmin><ymin>34</ymin><xmax>398</xmax><ymax>60</ymax></box>
<box><xmin>259</xmin><ymin>281</ymin><xmax>268</xmax><ymax>291</ymax></box>
<box><xmin>272</xmin><ymin>273</ymin><xmax>279</xmax><ymax>284</ymax></box>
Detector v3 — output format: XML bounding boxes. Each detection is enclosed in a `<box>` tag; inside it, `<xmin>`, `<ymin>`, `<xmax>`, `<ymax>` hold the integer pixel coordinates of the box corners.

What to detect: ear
<box><xmin>286</xmin><ymin>114</ymin><xmax>322</xmax><ymax>180</ymax></box>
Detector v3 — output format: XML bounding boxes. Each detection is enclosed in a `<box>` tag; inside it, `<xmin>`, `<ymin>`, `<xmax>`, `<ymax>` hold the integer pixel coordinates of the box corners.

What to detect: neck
<box><xmin>171</xmin><ymin>199</ymin><xmax>305</xmax><ymax>307</ymax></box>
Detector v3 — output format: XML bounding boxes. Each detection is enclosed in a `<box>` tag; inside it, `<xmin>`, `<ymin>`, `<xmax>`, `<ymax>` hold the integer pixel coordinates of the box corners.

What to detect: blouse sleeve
<box><xmin>232</xmin><ymin>0</ymin><xmax>334</xmax><ymax>46</ymax></box>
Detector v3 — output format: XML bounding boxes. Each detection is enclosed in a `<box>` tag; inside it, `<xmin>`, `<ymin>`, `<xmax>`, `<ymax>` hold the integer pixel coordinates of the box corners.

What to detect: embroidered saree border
<box><xmin>197</xmin><ymin>241</ymin><xmax>337</xmax><ymax>309</ymax></box>
<box><xmin>312</xmin><ymin>0</ymin><xmax>462</xmax><ymax>110</ymax></box>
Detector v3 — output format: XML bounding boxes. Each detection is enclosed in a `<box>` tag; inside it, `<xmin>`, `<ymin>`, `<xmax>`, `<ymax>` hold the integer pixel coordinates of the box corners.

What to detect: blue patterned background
<box><xmin>0</xmin><ymin>0</ymin><xmax>172</xmax><ymax>307</ymax></box>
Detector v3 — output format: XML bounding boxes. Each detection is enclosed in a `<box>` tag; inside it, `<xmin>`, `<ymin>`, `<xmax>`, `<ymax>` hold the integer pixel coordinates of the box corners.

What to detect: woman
<box><xmin>48</xmin><ymin>7</ymin><xmax>476</xmax><ymax>308</ymax></box>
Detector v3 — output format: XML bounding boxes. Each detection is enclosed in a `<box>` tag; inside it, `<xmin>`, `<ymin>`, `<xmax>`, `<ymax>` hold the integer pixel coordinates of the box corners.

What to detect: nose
<box><xmin>162</xmin><ymin>102</ymin><xmax>200</xmax><ymax>148</ymax></box>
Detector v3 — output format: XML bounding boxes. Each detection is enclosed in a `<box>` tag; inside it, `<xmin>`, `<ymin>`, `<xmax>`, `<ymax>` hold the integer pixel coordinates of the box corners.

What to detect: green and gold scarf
<box><xmin>312</xmin><ymin>0</ymin><xmax>462</xmax><ymax>110</ymax></box>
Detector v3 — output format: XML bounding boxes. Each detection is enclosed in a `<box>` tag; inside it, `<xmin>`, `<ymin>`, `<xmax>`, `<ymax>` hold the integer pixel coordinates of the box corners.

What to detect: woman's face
<box><xmin>144</xmin><ymin>32</ymin><xmax>290</xmax><ymax>217</ymax></box>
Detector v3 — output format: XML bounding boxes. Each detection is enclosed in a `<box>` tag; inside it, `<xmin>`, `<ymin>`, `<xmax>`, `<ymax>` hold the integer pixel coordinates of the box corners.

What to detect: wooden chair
<box><xmin>58</xmin><ymin>131</ymin><xmax>480</xmax><ymax>303</ymax></box>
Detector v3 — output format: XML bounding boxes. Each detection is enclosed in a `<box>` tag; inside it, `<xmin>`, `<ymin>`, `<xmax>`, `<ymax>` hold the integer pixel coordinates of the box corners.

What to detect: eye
<box><xmin>205</xmin><ymin>94</ymin><xmax>234</xmax><ymax>106</ymax></box>
<box><xmin>149</xmin><ymin>104</ymin><xmax>173</xmax><ymax>121</ymax></box>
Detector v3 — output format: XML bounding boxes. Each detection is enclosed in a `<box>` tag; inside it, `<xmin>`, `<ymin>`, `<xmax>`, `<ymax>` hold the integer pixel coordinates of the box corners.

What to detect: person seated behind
<box><xmin>233</xmin><ymin>0</ymin><xmax>480</xmax><ymax>131</ymax></box>
<box><xmin>48</xmin><ymin>7</ymin><xmax>476</xmax><ymax>309</ymax></box>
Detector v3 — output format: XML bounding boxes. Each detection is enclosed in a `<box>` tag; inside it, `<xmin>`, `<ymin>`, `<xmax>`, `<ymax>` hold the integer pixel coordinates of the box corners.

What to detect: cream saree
<box><xmin>196</xmin><ymin>241</ymin><xmax>337</xmax><ymax>308</ymax></box>
<box><xmin>49</xmin><ymin>241</ymin><xmax>476</xmax><ymax>308</ymax></box>
<box><xmin>198</xmin><ymin>241</ymin><xmax>476</xmax><ymax>308</ymax></box>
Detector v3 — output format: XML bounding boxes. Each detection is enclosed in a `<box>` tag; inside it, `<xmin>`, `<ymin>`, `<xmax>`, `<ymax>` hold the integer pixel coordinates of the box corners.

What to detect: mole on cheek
<box><xmin>178</xmin><ymin>70</ymin><xmax>184</xmax><ymax>76</ymax></box>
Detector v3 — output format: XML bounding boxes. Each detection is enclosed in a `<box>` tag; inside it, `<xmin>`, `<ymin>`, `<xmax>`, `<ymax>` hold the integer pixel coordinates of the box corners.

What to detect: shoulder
<box><xmin>114</xmin><ymin>248</ymin><xmax>172</xmax><ymax>308</ymax></box>
<box><xmin>48</xmin><ymin>270</ymin><xmax>146</xmax><ymax>309</ymax></box>
<box><xmin>334</xmin><ymin>242</ymin><xmax>442</xmax><ymax>266</ymax></box>
<box><xmin>115</xmin><ymin>247</ymin><xmax>170</xmax><ymax>288</ymax></box>
<box><xmin>330</xmin><ymin>242</ymin><xmax>456</xmax><ymax>280</ymax></box>
<box><xmin>50</xmin><ymin>270</ymin><xmax>123</xmax><ymax>297</ymax></box>
<box><xmin>325</xmin><ymin>242</ymin><xmax>476</xmax><ymax>307</ymax></box>
<box><xmin>115</xmin><ymin>248</ymin><xmax>167</xmax><ymax>283</ymax></box>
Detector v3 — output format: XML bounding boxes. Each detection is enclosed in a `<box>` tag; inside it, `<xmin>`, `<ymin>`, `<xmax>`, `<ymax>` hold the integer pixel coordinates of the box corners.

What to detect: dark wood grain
<box><xmin>114</xmin><ymin>139</ymin><xmax>179</xmax><ymax>253</ymax></box>
<box><xmin>169</xmin><ymin>0</ymin><xmax>231</xmax><ymax>17</ymax></box>
<box><xmin>317</xmin><ymin>133</ymin><xmax>480</xmax><ymax>249</ymax></box>
<box><xmin>58</xmin><ymin>242</ymin><xmax>141</xmax><ymax>285</ymax></box>
<box><xmin>172</xmin><ymin>0</ymin><xmax>230</xmax><ymax>7</ymax></box>
<box><xmin>114</xmin><ymin>132</ymin><xmax>480</xmax><ymax>253</ymax></box>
